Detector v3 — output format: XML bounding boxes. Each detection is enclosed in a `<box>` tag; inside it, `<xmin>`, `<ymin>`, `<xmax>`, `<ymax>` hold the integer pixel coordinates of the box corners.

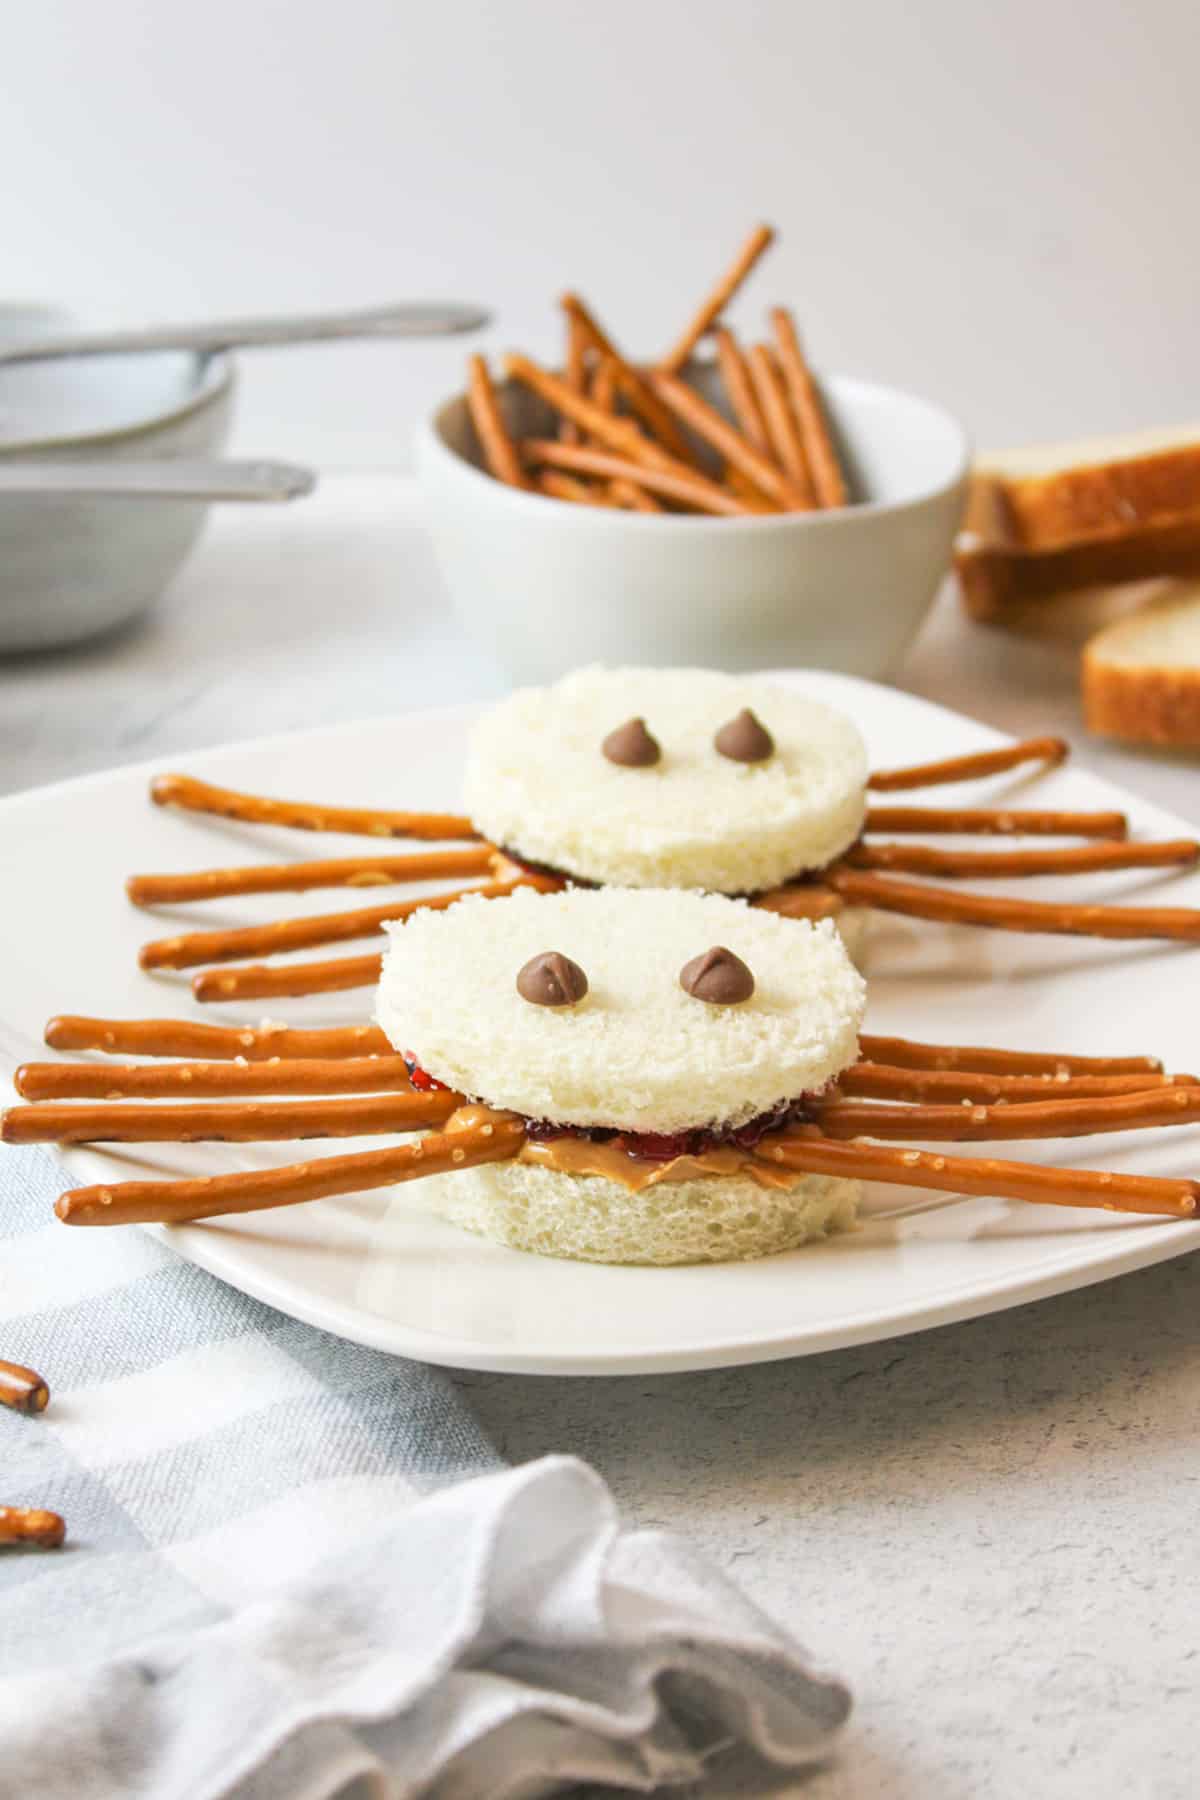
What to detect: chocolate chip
<box><xmin>602</xmin><ymin>717</ymin><xmax>661</xmax><ymax>767</ymax></box>
<box><xmin>714</xmin><ymin>708</ymin><xmax>774</xmax><ymax>763</ymax></box>
<box><xmin>516</xmin><ymin>951</ymin><xmax>589</xmax><ymax>1007</ymax></box>
<box><xmin>679</xmin><ymin>946</ymin><xmax>755</xmax><ymax>1005</ymax></box>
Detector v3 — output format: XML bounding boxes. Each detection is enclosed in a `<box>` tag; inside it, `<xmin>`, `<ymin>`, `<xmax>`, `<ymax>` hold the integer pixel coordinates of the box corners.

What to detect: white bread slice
<box><xmin>1083</xmin><ymin>583</ymin><xmax>1200</xmax><ymax>749</ymax></box>
<box><xmin>977</xmin><ymin>425</ymin><xmax>1200</xmax><ymax>552</ymax></box>
<box><xmin>409</xmin><ymin>1158</ymin><xmax>861</xmax><ymax>1265</ymax></box>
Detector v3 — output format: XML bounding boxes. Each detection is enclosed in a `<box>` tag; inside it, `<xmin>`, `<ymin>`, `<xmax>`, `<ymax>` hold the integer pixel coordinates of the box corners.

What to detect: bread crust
<box><xmin>956</xmin><ymin>515</ymin><xmax>1200</xmax><ymax>624</ymax></box>
<box><xmin>990</xmin><ymin>447</ymin><xmax>1200</xmax><ymax>551</ymax></box>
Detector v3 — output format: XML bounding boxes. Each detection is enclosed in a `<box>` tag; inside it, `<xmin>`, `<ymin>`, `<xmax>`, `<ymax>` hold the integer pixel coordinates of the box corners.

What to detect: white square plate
<box><xmin>3</xmin><ymin>670</ymin><xmax>1198</xmax><ymax>1374</ymax></box>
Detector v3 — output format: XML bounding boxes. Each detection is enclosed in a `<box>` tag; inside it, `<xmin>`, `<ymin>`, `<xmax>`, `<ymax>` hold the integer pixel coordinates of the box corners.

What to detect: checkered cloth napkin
<box><xmin>1</xmin><ymin>1146</ymin><xmax>850</xmax><ymax>1799</ymax></box>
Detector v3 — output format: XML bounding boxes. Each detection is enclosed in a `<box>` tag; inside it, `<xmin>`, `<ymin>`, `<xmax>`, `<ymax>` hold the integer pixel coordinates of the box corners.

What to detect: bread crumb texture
<box><xmin>376</xmin><ymin>885</ymin><xmax>865</xmax><ymax>1132</ymax></box>
<box><xmin>412</xmin><ymin>1159</ymin><xmax>861</xmax><ymax>1264</ymax></box>
<box><xmin>1083</xmin><ymin>585</ymin><xmax>1200</xmax><ymax>748</ymax></box>
<box><xmin>464</xmin><ymin>665</ymin><xmax>868</xmax><ymax>891</ymax></box>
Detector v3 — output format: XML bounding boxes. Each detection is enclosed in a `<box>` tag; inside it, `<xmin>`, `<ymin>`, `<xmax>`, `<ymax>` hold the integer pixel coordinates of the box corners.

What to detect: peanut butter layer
<box><xmin>444</xmin><ymin>1104</ymin><xmax>805</xmax><ymax>1193</ymax></box>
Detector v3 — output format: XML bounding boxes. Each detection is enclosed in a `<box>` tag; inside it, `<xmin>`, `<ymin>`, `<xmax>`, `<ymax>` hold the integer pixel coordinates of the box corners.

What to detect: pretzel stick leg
<box><xmin>658</xmin><ymin>223</ymin><xmax>776</xmax><ymax>373</ymax></box>
<box><xmin>43</xmin><ymin>1017</ymin><xmax>391</xmax><ymax>1060</ymax></box>
<box><xmin>15</xmin><ymin>1055</ymin><xmax>417</xmax><ymax>1101</ymax></box>
<box><xmin>752</xmin><ymin>885</ymin><xmax>843</xmax><ymax>920</ymax></box>
<box><xmin>2</xmin><ymin>1089</ymin><xmax>462</xmax><ymax>1146</ymax></box>
<box><xmin>648</xmin><ymin>369</ymin><xmax>809</xmax><ymax>510</ymax></box>
<box><xmin>845</xmin><ymin>840</ymin><xmax>1200</xmax><ymax>879</ymax></box>
<box><xmin>194</xmin><ymin>952</ymin><xmax>382</xmax><ymax>1002</ymax></box>
<box><xmin>525</xmin><ymin>440</ymin><xmax>763</xmax><ymax>517</ymax></box>
<box><xmin>856</xmin><ymin>1034</ymin><xmax>1163</xmax><ymax>1077</ymax></box>
<box><xmin>868</xmin><ymin>737</ymin><xmax>1069</xmax><ymax>793</ymax></box>
<box><xmin>610</xmin><ymin>477</ymin><xmax>662</xmax><ymax>513</ymax></box>
<box><xmin>140</xmin><ymin>877</ymin><xmax>516</xmax><ymax>971</ymax></box>
<box><xmin>466</xmin><ymin>354</ymin><xmax>529</xmax><ymax>489</ymax></box>
<box><xmin>760</xmin><ymin>1131</ymin><xmax>1199</xmax><ymax>1219</ymax></box>
<box><xmin>830</xmin><ymin>867</ymin><xmax>1200</xmax><ymax>942</ymax></box>
<box><xmin>864</xmin><ymin>807</ymin><xmax>1129</xmax><ymax>839</ymax></box>
<box><xmin>0</xmin><ymin>1508</ymin><xmax>66</xmax><ymax>1549</ymax></box>
<box><xmin>150</xmin><ymin>775</ymin><xmax>477</xmax><ymax>843</ymax></box>
<box><xmin>126</xmin><ymin>847</ymin><xmax>496</xmax><ymax>906</ymax></box>
<box><xmin>56</xmin><ymin>1114</ymin><xmax>527</xmax><ymax>1226</ymax></box>
<box><xmin>811</xmin><ymin>1085</ymin><xmax>1200</xmax><ymax>1142</ymax></box>
<box><xmin>838</xmin><ymin>1064</ymin><xmax>1192</xmax><ymax>1104</ymax></box>
<box><xmin>770</xmin><ymin>307</ymin><xmax>849</xmax><ymax>508</ymax></box>
<box><xmin>0</xmin><ymin>1359</ymin><xmax>49</xmax><ymax>1415</ymax></box>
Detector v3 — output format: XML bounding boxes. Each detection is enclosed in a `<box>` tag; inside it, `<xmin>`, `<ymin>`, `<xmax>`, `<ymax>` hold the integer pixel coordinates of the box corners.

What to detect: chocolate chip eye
<box><xmin>516</xmin><ymin>951</ymin><xmax>589</xmax><ymax>1007</ymax></box>
<box><xmin>602</xmin><ymin>717</ymin><xmax>661</xmax><ymax>767</ymax></box>
<box><xmin>714</xmin><ymin>708</ymin><xmax>774</xmax><ymax>763</ymax></box>
<box><xmin>679</xmin><ymin>946</ymin><xmax>755</xmax><ymax>1005</ymax></box>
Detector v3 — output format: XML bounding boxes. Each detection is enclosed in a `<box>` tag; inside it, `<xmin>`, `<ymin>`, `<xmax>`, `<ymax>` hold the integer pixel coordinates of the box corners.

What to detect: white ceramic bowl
<box><xmin>0</xmin><ymin>304</ymin><xmax>235</xmax><ymax>653</ymax></box>
<box><xmin>417</xmin><ymin>364</ymin><xmax>969</xmax><ymax>682</ymax></box>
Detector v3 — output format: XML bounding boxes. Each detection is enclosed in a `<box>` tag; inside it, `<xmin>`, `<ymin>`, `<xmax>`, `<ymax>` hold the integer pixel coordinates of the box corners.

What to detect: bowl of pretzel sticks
<box><xmin>417</xmin><ymin>224</ymin><xmax>969</xmax><ymax>682</ymax></box>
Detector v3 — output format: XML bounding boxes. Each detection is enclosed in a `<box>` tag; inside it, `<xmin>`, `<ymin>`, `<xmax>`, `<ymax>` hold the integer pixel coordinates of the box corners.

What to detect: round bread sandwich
<box><xmin>464</xmin><ymin>664</ymin><xmax>871</xmax><ymax>956</ymax></box>
<box><xmin>376</xmin><ymin>883</ymin><xmax>866</xmax><ymax>1265</ymax></box>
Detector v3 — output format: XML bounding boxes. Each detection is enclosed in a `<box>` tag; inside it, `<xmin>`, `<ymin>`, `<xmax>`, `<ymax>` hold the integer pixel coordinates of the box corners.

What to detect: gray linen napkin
<box><xmin>0</xmin><ymin>1147</ymin><xmax>850</xmax><ymax>1798</ymax></box>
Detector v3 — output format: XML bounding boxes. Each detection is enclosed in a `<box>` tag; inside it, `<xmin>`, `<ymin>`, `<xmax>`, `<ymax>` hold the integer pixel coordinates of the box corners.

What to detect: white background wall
<box><xmin>5</xmin><ymin>1</ymin><xmax>1198</xmax><ymax>465</ymax></box>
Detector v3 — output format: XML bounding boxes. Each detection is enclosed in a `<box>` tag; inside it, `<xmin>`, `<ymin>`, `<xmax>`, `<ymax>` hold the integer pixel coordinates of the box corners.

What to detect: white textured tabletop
<box><xmin>4</xmin><ymin>474</ymin><xmax>1199</xmax><ymax>1798</ymax></box>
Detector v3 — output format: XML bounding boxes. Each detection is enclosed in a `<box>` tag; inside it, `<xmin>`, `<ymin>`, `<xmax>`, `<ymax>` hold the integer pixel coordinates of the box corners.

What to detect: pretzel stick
<box><xmin>0</xmin><ymin>1508</ymin><xmax>65</xmax><ymax>1549</ymax></box>
<box><xmin>648</xmin><ymin>370</ymin><xmax>811</xmax><ymax>510</ymax></box>
<box><xmin>760</xmin><ymin>1130</ymin><xmax>1199</xmax><ymax>1219</ymax></box>
<box><xmin>194</xmin><ymin>952</ymin><xmax>382</xmax><ymax>1002</ymax></box>
<box><xmin>466</xmin><ymin>354</ymin><xmax>528</xmax><ymax>488</ymax></box>
<box><xmin>150</xmin><ymin>774</ymin><xmax>477</xmax><ymax>843</ymax></box>
<box><xmin>3</xmin><ymin>1088</ymin><xmax>462</xmax><ymax>1146</ymax></box>
<box><xmin>829</xmin><ymin>867</ymin><xmax>1200</xmax><ymax>942</ymax></box>
<box><xmin>753</xmin><ymin>884</ymin><xmax>843</xmax><ymax>920</ymax></box>
<box><xmin>770</xmin><ymin>307</ymin><xmax>848</xmax><ymax>508</ymax></box>
<box><xmin>140</xmin><ymin>877</ymin><xmax>515</xmax><ymax>971</ymax></box>
<box><xmin>589</xmin><ymin>354</ymin><xmax>617</xmax><ymax>417</ymax></box>
<box><xmin>16</xmin><ymin>1055</ymin><xmax>416</xmax><ymax>1101</ymax></box>
<box><xmin>43</xmin><ymin>1016</ymin><xmax>391</xmax><ymax>1060</ymax></box>
<box><xmin>524</xmin><ymin>440</ymin><xmax>762</xmax><ymax>517</ymax></box>
<box><xmin>610</xmin><ymin>478</ymin><xmax>662</xmax><ymax>513</ymax></box>
<box><xmin>535</xmin><ymin>470</ymin><xmax>619</xmax><ymax>507</ymax></box>
<box><xmin>714</xmin><ymin>326</ymin><xmax>773</xmax><ymax>455</ymax></box>
<box><xmin>0</xmin><ymin>1359</ymin><xmax>49</xmax><ymax>1415</ymax></box>
<box><xmin>559</xmin><ymin>310</ymin><xmax>588</xmax><ymax>444</ymax></box>
<box><xmin>658</xmin><ymin>223</ymin><xmax>776</xmax><ymax>373</ymax></box>
<box><xmin>503</xmin><ymin>353</ymin><xmax>681</xmax><ymax>475</ymax></box>
<box><xmin>559</xmin><ymin>293</ymin><xmax>696</xmax><ymax>460</ymax></box>
<box><xmin>868</xmin><ymin>737</ymin><xmax>1069</xmax><ymax>792</ymax></box>
<box><xmin>864</xmin><ymin>806</ymin><xmax>1128</xmax><ymax>839</ymax></box>
<box><xmin>838</xmin><ymin>1063</ymin><xmax>1191</xmax><ymax>1105</ymax></box>
<box><xmin>857</xmin><ymin>1033</ymin><xmax>1163</xmax><ymax>1077</ymax></box>
<box><xmin>811</xmin><ymin>1084</ymin><xmax>1200</xmax><ymax>1143</ymax></box>
<box><xmin>845</xmin><ymin>839</ymin><xmax>1200</xmax><ymax>879</ymax></box>
<box><xmin>56</xmin><ymin>1113</ymin><xmax>527</xmax><ymax>1227</ymax></box>
<box><xmin>127</xmin><ymin>846</ymin><xmax>495</xmax><ymax>906</ymax></box>
<box><xmin>745</xmin><ymin>343</ymin><xmax>817</xmax><ymax>506</ymax></box>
